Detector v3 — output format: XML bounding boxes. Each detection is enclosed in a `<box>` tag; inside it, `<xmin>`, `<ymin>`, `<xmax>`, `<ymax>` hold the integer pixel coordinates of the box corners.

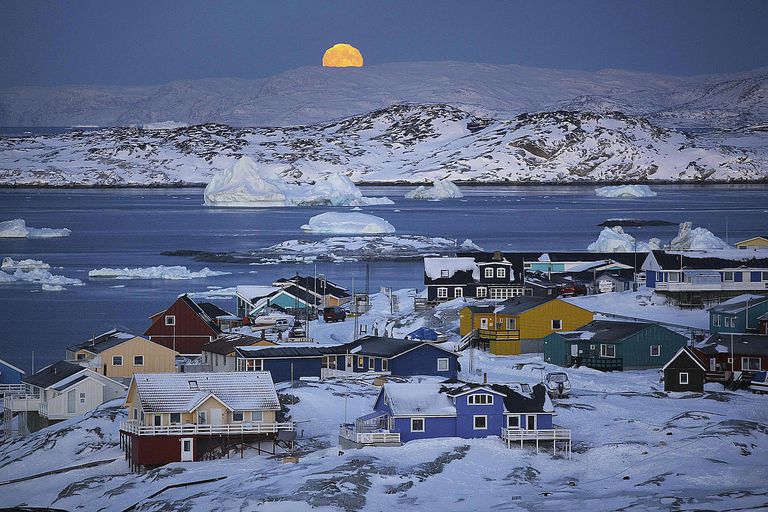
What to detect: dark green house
<box><xmin>708</xmin><ymin>294</ymin><xmax>768</xmax><ymax>334</ymax></box>
<box><xmin>543</xmin><ymin>320</ymin><xmax>689</xmax><ymax>370</ymax></box>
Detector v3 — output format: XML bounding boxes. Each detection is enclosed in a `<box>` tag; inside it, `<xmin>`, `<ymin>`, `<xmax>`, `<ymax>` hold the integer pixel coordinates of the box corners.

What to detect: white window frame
<box><xmin>454</xmin><ymin>287</ymin><xmax>463</xmax><ymax>298</ymax></box>
<box><xmin>79</xmin><ymin>392</ymin><xmax>86</xmax><ymax>404</ymax></box>
<box><xmin>369</xmin><ymin>357</ymin><xmax>375</xmax><ymax>371</ymax></box>
<box><xmin>382</xmin><ymin>359</ymin><xmax>388</xmax><ymax>372</ymax></box>
<box><xmin>437</xmin><ymin>358</ymin><xmax>450</xmax><ymax>372</ymax></box>
<box><xmin>507</xmin><ymin>318</ymin><xmax>517</xmax><ymax>330</ymax></box>
<box><xmin>197</xmin><ymin>411</ymin><xmax>207</xmax><ymax>425</ymax></box>
<box><xmin>112</xmin><ymin>355</ymin><xmax>123</xmax><ymax>366</ymax></box>
<box><xmin>170</xmin><ymin>412</ymin><xmax>181</xmax><ymax>424</ymax></box>
<box><xmin>713</xmin><ymin>315</ymin><xmax>720</xmax><ymax>327</ymax></box>
<box><xmin>154</xmin><ymin>414</ymin><xmax>162</xmax><ymax>427</ymax></box>
<box><xmin>133</xmin><ymin>408</ymin><xmax>138</xmax><ymax>420</ymax></box>
<box><xmin>358</xmin><ymin>355</ymin><xmax>365</xmax><ymax>368</ymax></box>
<box><xmin>473</xmin><ymin>415</ymin><xmax>488</xmax><ymax>430</ymax></box>
<box><xmin>133</xmin><ymin>355</ymin><xmax>144</xmax><ymax>366</ymax></box>
<box><xmin>650</xmin><ymin>345</ymin><xmax>661</xmax><ymax>357</ymax></box>
<box><xmin>484</xmin><ymin>268</ymin><xmax>494</xmax><ymax>278</ymax></box>
<box><xmin>526</xmin><ymin>415</ymin><xmax>537</xmax><ymax>430</ymax></box>
<box><xmin>232</xmin><ymin>411</ymin><xmax>244</xmax><ymax>422</ymax></box>
<box><xmin>551</xmin><ymin>319</ymin><xmax>562</xmax><ymax>330</ymax></box>
<box><xmin>722</xmin><ymin>271</ymin><xmax>734</xmax><ymax>281</ymax></box>
<box><xmin>411</xmin><ymin>417</ymin><xmax>425</xmax><ymax>432</ymax></box>
<box><xmin>476</xmin><ymin>287</ymin><xmax>487</xmax><ymax>298</ymax></box>
<box><xmin>496</xmin><ymin>267</ymin><xmax>506</xmax><ymax>278</ymax></box>
<box><xmin>437</xmin><ymin>287</ymin><xmax>448</xmax><ymax>299</ymax></box>
<box><xmin>507</xmin><ymin>415</ymin><xmax>520</xmax><ymax>429</ymax></box>
<box><xmin>600</xmin><ymin>344</ymin><xmax>616</xmax><ymax>358</ymax></box>
<box><xmin>468</xmin><ymin>393</ymin><xmax>494</xmax><ymax>405</ymax></box>
<box><xmin>742</xmin><ymin>357</ymin><xmax>761</xmax><ymax>371</ymax></box>
<box><xmin>668</xmin><ymin>272</ymin><xmax>681</xmax><ymax>283</ymax></box>
<box><xmin>165</xmin><ymin>315</ymin><xmax>176</xmax><ymax>326</ymax></box>
<box><xmin>762</xmin><ymin>271</ymin><xmax>768</xmax><ymax>281</ymax></box>
<box><xmin>440</xmin><ymin>269</ymin><xmax>449</xmax><ymax>278</ymax></box>
<box><xmin>679</xmin><ymin>372</ymin><xmax>689</xmax><ymax>385</ymax></box>
<box><xmin>251</xmin><ymin>411</ymin><xmax>264</xmax><ymax>422</ymax></box>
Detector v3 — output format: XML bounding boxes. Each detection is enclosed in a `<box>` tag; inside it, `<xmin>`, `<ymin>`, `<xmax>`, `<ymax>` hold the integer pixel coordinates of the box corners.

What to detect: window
<box><xmin>727</xmin><ymin>317</ymin><xmax>737</xmax><ymax>328</ymax></box>
<box><xmin>679</xmin><ymin>372</ymin><xmax>689</xmax><ymax>385</ymax></box>
<box><xmin>188</xmin><ymin>380</ymin><xmax>199</xmax><ymax>390</ymax></box>
<box><xmin>650</xmin><ymin>345</ymin><xmax>661</xmax><ymax>357</ymax></box>
<box><xmin>133</xmin><ymin>355</ymin><xmax>144</xmax><ymax>366</ymax></box>
<box><xmin>358</xmin><ymin>355</ymin><xmax>364</xmax><ymax>368</ymax></box>
<box><xmin>551</xmin><ymin>320</ymin><xmax>562</xmax><ymax>330</ymax></box>
<box><xmin>233</xmin><ymin>411</ymin><xmax>244</xmax><ymax>422</ymax></box>
<box><xmin>165</xmin><ymin>315</ymin><xmax>176</xmax><ymax>326</ymax></box>
<box><xmin>713</xmin><ymin>315</ymin><xmax>721</xmax><ymax>327</ymax></box>
<box><xmin>742</xmin><ymin>357</ymin><xmax>761</xmax><ymax>371</ymax></box>
<box><xmin>722</xmin><ymin>272</ymin><xmax>734</xmax><ymax>281</ymax></box>
<box><xmin>454</xmin><ymin>287</ymin><xmax>463</xmax><ymax>298</ymax></box>
<box><xmin>668</xmin><ymin>272</ymin><xmax>680</xmax><ymax>283</ymax></box>
<box><xmin>496</xmin><ymin>268</ymin><xmax>506</xmax><ymax>278</ymax></box>
<box><xmin>473</xmin><ymin>415</ymin><xmax>488</xmax><ymax>430</ymax></box>
<box><xmin>476</xmin><ymin>287</ymin><xmax>487</xmax><ymax>298</ymax></box>
<box><xmin>133</xmin><ymin>408</ymin><xmax>138</xmax><ymax>420</ymax></box>
<box><xmin>197</xmin><ymin>411</ymin><xmax>207</xmax><ymax>424</ymax></box>
<box><xmin>251</xmin><ymin>411</ymin><xmax>263</xmax><ymax>422</ymax></box>
<box><xmin>79</xmin><ymin>392</ymin><xmax>86</xmax><ymax>404</ymax></box>
<box><xmin>369</xmin><ymin>357</ymin><xmax>375</xmax><ymax>371</ymax></box>
<box><xmin>183</xmin><ymin>439</ymin><xmax>191</xmax><ymax>451</ymax></box>
<box><xmin>437</xmin><ymin>358</ymin><xmax>450</xmax><ymax>372</ymax></box>
<box><xmin>411</xmin><ymin>418</ymin><xmax>425</xmax><ymax>432</ymax></box>
<box><xmin>589</xmin><ymin>344</ymin><xmax>596</xmax><ymax>350</ymax></box>
<box><xmin>244</xmin><ymin>359</ymin><xmax>263</xmax><ymax>372</ymax></box>
<box><xmin>762</xmin><ymin>272</ymin><xmax>768</xmax><ymax>281</ymax></box>
<box><xmin>440</xmin><ymin>269</ymin><xmax>449</xmax><ymax>278</ymax></box>
<box><xmin>154</xmin><ymin>414</ymin><xmax>162</xmax><ymax>427</ymax></box>
<box><xmin>507</xmin><ymin>415</ymin><xmax>520</xmax><ymax>429</ymax></box>
<box><xmin>484</xmin><ymin>268</ymin><xmax>494</xmax><ymax>278</ymax></box>
<box><xmin>468</xmin><ymin>393</ymin><xmax>494</xmax><ymax>405</ymax></box>
<box><xmin>170</xmin><ymin>413</ymin><xmax>181</xmax><ymax>424</ymax></box>
<box><xmin>437</xmin><ymin>287</ymin><xmax>448</xmax><ymax>299</ymax></box>
<box><xmin>600</xmin><ymin>344</ymin><xmax>616</xmax><ymax>358</ymax></box>
<box><xmin>507</xmin><ymin>318</ymin><xmax>517</xmax><ymax>330</ymax></box>
<box><xmin>489</xmin><ymin>287</ymin><xmax>523</xmax><ymax>299</ymax></box>
<box><xmin>76</xmin><ymin>353</ymin><xmax>86</xmax><ymax>360</ymax></box>
<box><xmin>112</xmin><ymin>355</ymin><xmax>123</xmax><ymax>366</ymax></box>
<box><xmin>382</xmin><ymin>359</ymin><xmax>388</xmax><ymax>371</ymax></box>
<box><xmin>524</xmin><ymin>263</ymin><xmax>532</xmax><ymax>269</ymax></box>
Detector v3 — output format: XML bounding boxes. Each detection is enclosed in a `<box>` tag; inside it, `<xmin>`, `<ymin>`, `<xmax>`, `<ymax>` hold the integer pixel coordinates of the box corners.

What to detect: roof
<box><xmin>52</xmin><ymin>373</ymin><xmax>90</xmax><ymax>392</ymax></box>
<box><xmin>735</xmin><ymin>236</ymin><xmax>768</xmax><ymax>245</ymax></box>
<box><xmin>327</xmin><ymin>336</ymin><xmax>457</xmax><ymax>358</ymax></box>
<box><xmin>424</xmin><ymin>257</ymin><xmax>479</xmax><ymax>284</ymax></box>
<box><xmin>198</xmin><ymin>302</ymin><xmax>234</xmax><ymax>320</ymax></box>
<box><xmin>439</xmin><ymin>380</ymin><xmax>552</xmax><ymax>413</ymax></box>
<box><xmin>66</xmin><ymin>329</ymin><xmax>139</xmax><ymax>354</ymax></box>
<box><xmin>274</xmin><ymin>275</ymin><xmax>350</xmax><ymax>298</ymax></box>
<box><xmin>236</xmin><ymin>285</ymin><xmax>282</xmax><ymax>301</ymax></box>
<box><xmin>662</xmin><ymin>347</ymin><xmax>707</xmax><ymax>372</ymax></box>
<box><xmin>237</xmin><ymin>346</ymin><xmax>325</xmax><ymax>359</ymax></box>
<box><xmin>202</xmin><ymin>333</ymin><xmax>273</xmax><ymax>355</ymax></box>
<box><xmin>646</xmin><ymin>250</ymin><xmax>768</xmax><ymax>271</ymax></box>
<box><xmin>698</xmin><ymin>334</ymin><xmax>768</xmax><ymax>357</ymax></box>
<box><xmin>131</xmin><ymin>372</ymin><xmax>280</xmax><ymax>413</ymax></box>
<box><xmin>556</xmin><ymin>320</ymin><xmax>654</xmax><ymax>343</ymax></box>
<box><xmin>500</xmin><ymin>251</ymin><xmax>641</xmax><ymax>267</ymax></box>
<box><xmin>708</xmin><ymin>294</ymin><xmax>768</xmax><ymax>314</ymax></box>
<box><xmin>23</xmin><ymin>361</ymin><xmax>84</xmax><ymax>388</ymax></box>
<box><xmin>405</xmin><ymin>327</ymin><xmax>439</xmax><ymax>341</ymax></box>
<box><xmin>495</xmin><ymin>296</ymin><xmax>554</xmax><ymax>315</ymax></box>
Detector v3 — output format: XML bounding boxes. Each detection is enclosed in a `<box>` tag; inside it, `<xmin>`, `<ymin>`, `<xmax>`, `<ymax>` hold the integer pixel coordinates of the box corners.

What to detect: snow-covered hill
<box><xmin>1</xmin><ymin>104</ymin><xmax>765</xmax><ymax>186</ymax></box>
<box><xmin>1</xmin><ymin>62</ymin><xmax>766</xmax><ymax>129</ymax></box>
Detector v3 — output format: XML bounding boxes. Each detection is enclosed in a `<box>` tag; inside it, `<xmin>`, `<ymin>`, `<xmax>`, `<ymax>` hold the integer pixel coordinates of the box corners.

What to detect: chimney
<box><xmin>483</xmin><ymin>372</ymin><xmax>487</xmax><ymax>384</ymax></box>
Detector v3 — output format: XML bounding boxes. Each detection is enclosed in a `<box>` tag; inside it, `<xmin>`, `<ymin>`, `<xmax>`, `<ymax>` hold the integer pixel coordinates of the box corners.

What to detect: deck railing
<box><xmin>339</xmin><ymin>424</ymin><xmax>401</xmax><ymax>444</ymax></box>
<box><xmin>120</xmin><ymin>420</ymin><xmax>295</xmax><ymax>436</ymax></box>
<box><xmin>2</xmin><ymin>394</ymin><xmax>40</xmax><ymax>412</ymax></box>
<box><xmin>501</xmin><ymin>427</ymin><xmax>571</xmax><ymax>442</ymax></box>
<box><xmin>571</xmin><ymin>356</ymin><xmax>624</xmax><ymax>371</ymax></box>
<box><xmin>477</xmin><ymin>329</ymin><xmax>520</xmax><ymax>342</ymax></box>
<box><xmin>0</xmin><ymin>384</ymin><xmax>26</xmax><ymax>396</ymax></box>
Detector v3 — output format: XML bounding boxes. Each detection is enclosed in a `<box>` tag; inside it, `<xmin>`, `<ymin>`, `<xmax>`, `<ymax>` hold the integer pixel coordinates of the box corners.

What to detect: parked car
<box><xmin>749</xmin><ymin>371</ymin><xmax>768</xmax><ymax>394</ymax></box>
<box><xmin>323</xmin><ymin>306</ymin><xmax>347</xmax><ymax>322</ymax></box>
<box><xmin>544</xmin><ymin>372</ymin><xmax>571</xmax><ymax>398</ymax></box>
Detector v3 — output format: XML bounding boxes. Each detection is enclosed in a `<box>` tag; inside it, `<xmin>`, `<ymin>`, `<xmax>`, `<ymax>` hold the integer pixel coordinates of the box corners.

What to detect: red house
<box><xmin>144</xmin><ymin>295</ymin><xmax>232</xmax><ymax>354</ymax></box>
<box><xmin>695</xmin><ymin>333</ymin><xmax>768</xmax><ymax>374</ymax></box>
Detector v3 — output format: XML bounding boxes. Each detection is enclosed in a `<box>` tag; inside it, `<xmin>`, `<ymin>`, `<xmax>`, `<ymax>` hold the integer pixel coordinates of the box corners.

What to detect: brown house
<box><xmin>663</xmin><ymin>347</ymin><xmax>706</xmax><ymax>393</ymax></box>
<box><xmin>144</xmin><ymin>295</ymin><xmax>233</xmax><ymax>355</ymax></box>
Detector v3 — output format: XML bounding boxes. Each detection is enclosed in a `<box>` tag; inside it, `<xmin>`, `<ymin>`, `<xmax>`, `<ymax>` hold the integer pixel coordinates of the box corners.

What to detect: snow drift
<box><xmin>88</xmin><ymin>265</ymin><xmax>230</xmax><ymax>280</ymax></box>
<box><xmin>595</xmin><ymin>185</ymin><xmax>657</xmax><ymax>198</ymax></box>
<box><xmin>300</xmin><ymin>212</ymin><xmax>396</xmax><ymax>234</ymax></box>
<box><xmin>203</xmin><ymin>156</ymin><xmax>393</xmax><ymax>207</ymax></box>
<box><xmin>405</xmin><ymin>180</ymin><xmax>464</xmax><ymax>200</ymax></box>
<box><xmin>670</xmin><ymin>221</ymin><xmax>729</xmax><ymax>250</ymax></box>
<box><xmin>0</xmin><ymin>219</ymin><xmax>71</xmax><ymax>238</ymax></box>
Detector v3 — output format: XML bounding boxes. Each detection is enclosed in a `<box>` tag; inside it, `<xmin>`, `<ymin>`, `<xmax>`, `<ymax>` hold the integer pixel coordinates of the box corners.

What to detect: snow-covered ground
<box><xmin>87</xmin><ymin>265</ymin><xmax>230</xmax><ymax>280</ymax></box>
<box><xmin>0</xmin><ymin>218</ymin><xmax>71</xmax><ymax>238</ymax></box>
<box><xmin>301</xmin><ymin>212</ymin><xmax>397</xmax><ymax>234</ymax></box>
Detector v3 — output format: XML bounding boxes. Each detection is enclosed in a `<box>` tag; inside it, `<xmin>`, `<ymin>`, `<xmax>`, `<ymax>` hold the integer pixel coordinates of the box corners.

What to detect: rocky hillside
<box><xmin>1</xmin><ymin>104</ymin><xmax>765</xmax><ymax>186</ymax></box>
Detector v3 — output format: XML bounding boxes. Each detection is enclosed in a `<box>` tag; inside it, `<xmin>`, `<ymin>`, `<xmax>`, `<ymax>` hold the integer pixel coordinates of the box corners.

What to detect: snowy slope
<box><xmin>2</xmin><ymin>105</ymin><xmax>766</xmax><ymax>186</ymax></box>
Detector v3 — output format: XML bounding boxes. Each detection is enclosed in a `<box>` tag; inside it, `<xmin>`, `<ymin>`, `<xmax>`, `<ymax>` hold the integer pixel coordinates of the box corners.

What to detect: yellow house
<box><xmin>66</xmin><ymin>330</ymin><xmax>178</xmax><ymax>382</ymax></box>
<box><xmin>460</xmin><ymin>296</ymin><xmax>593</xmax><ymax>355</ymax></box>
<box><xmin>735</xmin><ymin>236</ymin><xmax>768</xmax><ymax>249</ymax></box>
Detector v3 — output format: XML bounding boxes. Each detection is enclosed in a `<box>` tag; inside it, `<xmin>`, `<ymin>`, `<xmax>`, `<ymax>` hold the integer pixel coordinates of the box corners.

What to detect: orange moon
<box><xmin>322</xmin><ymin>43</ymin><xmax>364</xmax><ymax>67</ymax></box>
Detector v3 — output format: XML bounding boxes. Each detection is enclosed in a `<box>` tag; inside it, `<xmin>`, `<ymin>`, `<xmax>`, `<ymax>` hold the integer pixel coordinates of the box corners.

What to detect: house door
<box><xmin>67</xmin><ymin>390</ymin><xmax>76</xmax><ymax>414</ymax></box>
<box><xmin>526</xmin><ymin>415</ymin><xmax>536</xmax><ymax>430</ymax></box>
<box><xmin>180</xmin><ymin>438</ymin><xmax>194</xmax><ymax>462</ymax></box>
<box><xmin>346</xmin><ymin>356</ymin><xmax>353</xmax><ymax>371</ymax></box>
<box><xmin>210</xmin><ymin>408</ymin><xmax>223</xmax><ymax>426</ymax></box>
<box><xmin>570</xmin><ymin>345</ymin><xmax>579</xmax><ymax>357</ymax></box>
<box><xmin>480</xmin><ymin>318</ymin><xmax>489</xmax><ymax>329</ymax></box>
<box><xmin>710</xmin><ymin>358</ymin><xmax>716</xmax><ymax>371</ymax></box>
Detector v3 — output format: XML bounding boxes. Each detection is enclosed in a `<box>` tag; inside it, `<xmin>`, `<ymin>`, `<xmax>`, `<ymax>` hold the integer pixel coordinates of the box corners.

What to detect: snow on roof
<box><xmin>384</xmin><ymin>383</ymin><xmax>456</xmax><ymax>417</ymax></box>
<box><xmin>133</xmin><ymin>372</ymin><xmax>280</xmax><ymax>413</ymax></box>
<box><xmin>236</xmin><ymin>285</ymin><xmax>281</xmax><ymax>302</ymax></box>
<box><xmin>709</xmin><ymin>294</ymin><xmax>768</xmax><ymax>313</ymax></box>
<box><xmin>424</xmin><ymin>257</ymin><xmax>479</xmax><ymax>280</ymax></box>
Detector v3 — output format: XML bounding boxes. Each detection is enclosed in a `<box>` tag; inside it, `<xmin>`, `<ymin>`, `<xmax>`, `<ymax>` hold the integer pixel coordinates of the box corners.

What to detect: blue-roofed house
<box><xmin>340</xmin><ymin>380</ymin><xmax>570</xmax><ymax>455</ymax></box>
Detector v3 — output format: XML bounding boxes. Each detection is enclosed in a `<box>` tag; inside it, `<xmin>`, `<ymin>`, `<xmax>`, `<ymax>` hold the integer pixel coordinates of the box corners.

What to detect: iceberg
<box><xmin>405</xmin><ymin>180</ymin><xmax>464</xmax><ymax>200</ymax></box>
<box><xmin>1</xmin><ymin>257</ymin><xmax>51</xmax><ymax>271</ymax></box>
<box><xmin>0</xmin><ymin>267</ymin><xmax>84</xmax><ymax>290</ymax></box>
<box><xmin>301</xmin><ymin>212</ymin><xmax>396</xmax><ymax>234</ymax></box>
<box><xmin>586</xmin><ymin>226</ymin><xmax>661</xmax><ymax>252</ymax></box>
<box><xmin>88</xmin><ymin>265</ymin><xmax>230</xmax><ymax>280</ymax></box>
<box><xmin>0</xmin><ymin>218</ymin><xmax>71</xmax><ymax>238</ymax></box>
<box><xmin>203</xmin><ymin>156</ymin><xmax>393</xmax><ymax>207</ymax></box>
<box><xmin>670</xmin><ymin>221</ymin><xmax>729</xmax><ymax>250</ymax></box>
<box><xmin>595</xmin><ymin>185</ymin><xmax>657</xmax><ymax>198</ymax></box>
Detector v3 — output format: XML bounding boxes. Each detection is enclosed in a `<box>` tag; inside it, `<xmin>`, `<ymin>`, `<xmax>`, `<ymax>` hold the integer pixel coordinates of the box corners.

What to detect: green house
<box><xmin>708</xmin><ymin>294</ymin><xmax>768</xmax><ymax>334</ymax></box>
<box><xmin>543</xmin><ymin>320</ymin><xmax>689</xmax><ymax>370</ymax></box>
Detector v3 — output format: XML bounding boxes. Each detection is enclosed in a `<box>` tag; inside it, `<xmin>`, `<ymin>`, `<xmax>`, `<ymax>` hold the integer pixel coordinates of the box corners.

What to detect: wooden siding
<box><xmin>94</xmin><ymin>337</ymin><xmax>177</xmax><ymax>380</ymax></box>
<box><xmin>516</xmin><ymin>300</ymin><xmax>593</xmax><ymax>339</ymax></box>
<box><xmin>144</xmin><ymin>297</ymin><xmax>220</xmax><ymax>354</ymax></box>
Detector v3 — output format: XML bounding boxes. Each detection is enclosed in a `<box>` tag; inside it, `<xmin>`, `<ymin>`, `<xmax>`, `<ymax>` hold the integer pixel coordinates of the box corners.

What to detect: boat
<box><xmin>749</xmin><ymin>371</ymin><xmax>768</xmax><ymax>394</ymax></box>
<box><xmin>544</xmin><ymin>372</ymin><xmax>571</xmax><ymax>398</ymax></box>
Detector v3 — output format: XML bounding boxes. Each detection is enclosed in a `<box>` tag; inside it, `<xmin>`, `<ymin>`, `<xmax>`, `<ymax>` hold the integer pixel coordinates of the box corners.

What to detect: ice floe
<box><xmin>88</xmin><ymin>265</ymin><xmax>230</xmax><ymax>280</ymax></box>
<box><xmin>301</xmin><ymin>212</ymin><xmax>396</xmax><ymax>234</ymax></box>
<box><xmin>405</xmin><ymin>180</ymin><xmax>464</xmax><ymax>200</ymax></box>
<box><xmin>203</xmin><ymin>156</ymin><xmax>393</xmax><ymax>207</ymax></box>
<box><xmin>595</xmin><ymin>185</ymin><xmax>657</xmax><ymax>198</ymax></box>
<box><xmin>0</xmin><ymin>218</ymin><xmax>71</xmax><ymax>238</ymax></box>
<box><xmin>0</xmin><ymin>265</ymin><xmax>84</xmax><ymax>290</ymax></box>
<box><xmin>1</xmin><ymin>257</ymin><xmax>51</xmax><ymax>271</ymax></box>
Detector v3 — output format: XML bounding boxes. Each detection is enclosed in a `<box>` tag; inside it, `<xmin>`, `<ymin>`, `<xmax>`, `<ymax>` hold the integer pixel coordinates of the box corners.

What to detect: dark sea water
<box><xmin>1</xmin><ymin>184</ymin><xmax>767</xmax><ymax>371</ymax></box>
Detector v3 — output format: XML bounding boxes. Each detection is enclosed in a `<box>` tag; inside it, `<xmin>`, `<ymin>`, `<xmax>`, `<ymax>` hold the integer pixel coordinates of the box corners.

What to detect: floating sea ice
<box><xmin>301</xmin><ymin>212</ymin><xmax>396</xmax><ymax>234</ymax></box>
<box><xmin>0</xmin><ymin>218</ymin><xmax>71</xmax><ymax>238</ymax></box>
<box><xmin>88</xmin><ymin>265</ymin><xmax>230</xmax><ymax>280</ymax></box>
<box><xmin>2</xmin><ymin>257</ymin><xmax>51</xmax><ymax>270</ymax></box>
<box><xmin>595</xmin><ymin>185</ymin><xmax>657</xmax><ymax>198</ymax></box>
<box><xmin>405</xmin><ymin>179</ymin><xmax>464</xmax><ymax>200</ymax></box>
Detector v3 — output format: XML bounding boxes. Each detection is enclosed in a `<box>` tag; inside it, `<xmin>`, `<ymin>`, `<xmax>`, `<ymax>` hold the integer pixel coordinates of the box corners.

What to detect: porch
<box><xmin>339</xmin><ymin>410</ymin><xmax>401</xmax><ymax>446</ymax></box>
<box><xmin>501</xmin><ymin>427</ymin><xmax>572</xmax><ymax>457</ymax></box>
<box><xmin>120</xmin><ymin>420</ymin><xmax>295</xmax><ymax>436</ymax></box>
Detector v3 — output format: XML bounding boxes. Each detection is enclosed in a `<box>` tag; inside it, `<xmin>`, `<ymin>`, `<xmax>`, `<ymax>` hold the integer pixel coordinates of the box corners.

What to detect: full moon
<box><xmin>322</xmin><ymin>43</ymin><xmax>364</xmax><ymax>67</ymax></box>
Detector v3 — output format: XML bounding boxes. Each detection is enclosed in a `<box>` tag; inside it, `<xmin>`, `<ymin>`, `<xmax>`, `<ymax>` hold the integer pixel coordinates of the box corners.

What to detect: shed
<box><xmin>662</xmin><ymin>347</ymin><xmax>706</xmax><ymax>392</ymax></box>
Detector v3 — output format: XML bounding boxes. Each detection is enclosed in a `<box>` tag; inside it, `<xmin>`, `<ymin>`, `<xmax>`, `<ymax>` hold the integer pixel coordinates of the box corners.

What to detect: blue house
<box><xmin>235</xmin><ymin>336</ymin><xmax>459</xmax><ymax>383</ymax></box>
<box><xmin>0</xmin><ymin>358</ymin><xmax>25</xmax><ymax>385</ymax></box>
<box><xmin>340</xmin><ymin>380</ymin><xmax>571</xmax><ymax>455</ymax></box>
<box><xmin>708</xmin><ymin>294</ymin><xmax>768</xmax><ymax>334</ymax></box>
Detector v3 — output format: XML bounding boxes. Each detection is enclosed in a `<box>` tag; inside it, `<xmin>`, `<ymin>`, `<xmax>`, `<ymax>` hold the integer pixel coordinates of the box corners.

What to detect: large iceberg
<box><xmin>88</xmin><ymin>265</ymin><xmax>230</xmax><ymax>280</ymax></box>
<box><xmin>301</xmin><ymin>212</ymin><xmax>396</xmax><ymax>234</ymax></box>
<box><xmin>595</xmin><ymin>185</ymin><xmax>657</xmax><ymax>198</ymax></box>
<box><xmin>670</xmin><ymin>221</ymin><xmax>729</xmax><ymax>250</ymax></box>
<box><xmin>203</xmin><ymin>156</ymin><xmax>393</xmax><ymax>207</ymax></box>
<box><xmin>405</xmin><ymin>180</ymin><xmax>464</xmax><ymax>200</ymax></box>
<box><xmin>0</xmin><ymin>218</ymin><xmax>71</xmax><ymax>238</ymax></box>
<box><xmin>587</xmin><ymin>226</ymin><xmax>661</xmax><ymax>252</ymax></box>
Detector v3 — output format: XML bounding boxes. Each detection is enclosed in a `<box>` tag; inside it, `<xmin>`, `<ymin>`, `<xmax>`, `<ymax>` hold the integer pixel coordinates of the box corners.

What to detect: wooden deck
<box><xmin>120</xmin><ymin>420</ymin><xmax>294</xmax><ymax>436</ymax></box>
<box><xmin>339</xmin><ymin>424</ymin><xmax>401</xmax><ymax>445</ymax></box>
<box><xmin>501</xmin><ymin>427</ymin><xmax>572</xmax><ymax>457</ymax></box>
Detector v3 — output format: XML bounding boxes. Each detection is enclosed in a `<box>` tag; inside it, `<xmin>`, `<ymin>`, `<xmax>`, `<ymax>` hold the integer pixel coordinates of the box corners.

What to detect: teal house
<box><xmin>708</xmin><ymin>295</ymin><xmax>768</xmax><ymax>334</ymax></box>
<box><xmin>543</xmin><ymin>320</ymin><xmax>688</xmax><ymax>370</ymax></box>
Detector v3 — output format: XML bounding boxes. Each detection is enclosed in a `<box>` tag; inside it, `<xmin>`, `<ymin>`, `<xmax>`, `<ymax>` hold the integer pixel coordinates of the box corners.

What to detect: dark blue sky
<box><xmin>1</xmin><ymin>0</ymin><xmax>767</xmax><ymax>87</ymax></box>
